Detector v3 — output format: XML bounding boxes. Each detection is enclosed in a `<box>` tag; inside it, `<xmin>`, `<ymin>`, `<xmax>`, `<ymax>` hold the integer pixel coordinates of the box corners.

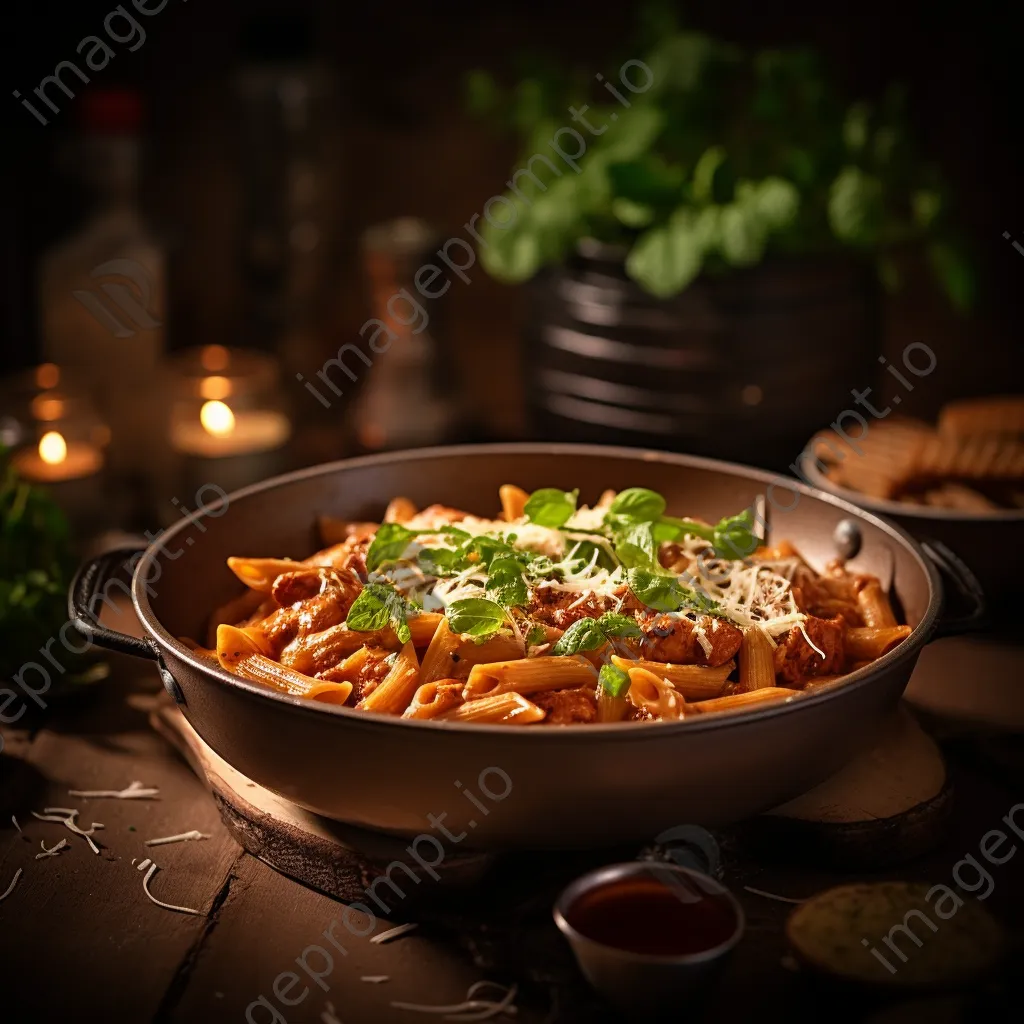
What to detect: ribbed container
<box><xmin>525</xmin><ymin>243</ymin><xmax>879</xmax><ymax>470</ymax></box>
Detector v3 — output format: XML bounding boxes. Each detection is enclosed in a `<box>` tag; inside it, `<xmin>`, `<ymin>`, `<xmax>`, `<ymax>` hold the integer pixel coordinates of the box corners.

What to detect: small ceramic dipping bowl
<box><xmin>554</xmin><ymin>861</ymin><xmax>745</xmax><ymax>1016</ymax></box>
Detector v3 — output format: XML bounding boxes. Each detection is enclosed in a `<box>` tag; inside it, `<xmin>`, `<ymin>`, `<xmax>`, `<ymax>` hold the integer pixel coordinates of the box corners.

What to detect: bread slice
<box><xmin>786</xmin><ymin>882</ymin><xmax>1003</xmax><ymax>989</ymax></box>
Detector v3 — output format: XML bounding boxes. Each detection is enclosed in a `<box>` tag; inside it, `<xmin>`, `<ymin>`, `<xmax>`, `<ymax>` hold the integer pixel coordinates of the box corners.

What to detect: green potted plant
<box><xmin>1</xmin><ymin>452</ymin><xmax>97</xmax><ymax>713</ymax></box>
<box><xmin>466</xmin><ymin>7</ymin><xmax>971</xmax><ymax>464</ymax></box>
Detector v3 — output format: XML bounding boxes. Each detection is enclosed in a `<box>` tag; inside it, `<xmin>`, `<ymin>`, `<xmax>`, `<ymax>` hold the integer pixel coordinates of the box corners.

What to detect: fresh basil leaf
<box><xmin>599</xmin><ymin>662</ymin><xmax>631</xmax><ymax>698</ymax></box>
<box><xmin>651</xmin><ymin>518</ymin><xmax>685</xmax><ymax>544</ymax></box>
<box><xmin>366</xmin><ymin>523</ymin><xmax>416</xmax><ymax>572</ymax></box>
<box><xmin>465</xmin><ymin>534</ymin><xmax>516</xmax><ymax>567</ymax></box>
<box><xmin>626</xmin><ymin>568</ymin><xmax>691</xmax><ymax>612</ymax></box>
<box><xmin>523</xmin><ymin>487</ymin><xmax>578</xmax><ymax>528</ymax></box>
<box><xmin>347</xmin><ymin>582</ymin><xmax>411</xmax><ymax>643</ymax></box>
<box><xmin>485</xmin><ymin>557</ymin><xmax>528</xmax><ymax>609</ymax></box>
<box><xmin>627</xmin><ymin>568</ymin><xmax>722</xmax><ymax>615</ymax></box>
<box><xmin>526</xmin><ymin>624</ymin><xmax>548</xmax><ymax>647</ymax></box>
<box><xmin>551</xmin><ymin>617</ymin><xmax>607</xmax><ymax>656</ymax></box>
<box><xmin>711</xmin><ymin>508</ymin><xmax>759</xmax><ymax>560</ymax></box>
<box><xmin>615</xmin><ymin>521</ymin><xmax>658</xmax><ymax>569</ymax></box>
<box><xmin>446</xmin><ymin>598</ymin><xmax>508</xmax><ymax>638</ymax></box>
<box><xmin>441</xmin><ymin>525</ymin><xmax>472</xmax><ymax>541</ymax></box>
<box><xmin>597</xmin><ymin>612</ymin><xmax>642</xmax><ymax>639</ymax></box>
<box><xmin>608</xmin><ymin>487</ymin><xmax>666</xmax><ymax>522</ymax></box>
<box><xmin>417</xmin><ymin>546</ymin><xmax>463</xmax><ymax>576</ymax></box>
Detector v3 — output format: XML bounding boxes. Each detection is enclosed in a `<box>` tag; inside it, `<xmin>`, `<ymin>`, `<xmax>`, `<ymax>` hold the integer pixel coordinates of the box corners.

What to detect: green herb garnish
<box><xmin>365</xmin><ymin>523</ymin><xmax>418</xmax><ymax>572</ymax></box>
<box><xmin>523</xmin><ymin>488</ymin><xmax>578</xmax><ymax>528</ymax></box>
<box><xmin>626</xmin><ymin>568</ymin><xmax>719</xmax><ymax>614</ymax></box>
<box><xmin>346</xmin><ymin>582</ymin><xmax>412</xmax><ymax>643</ymax></box>
<box><xmin>551</xmin><ymin>611</ymin><xmax>642</xmax><ymax>655</ymax></box>
<box><xmin>446</xmin><ymin>598</ymin><xmax>508</xmax><ymax>638</ymax></box>
<box><xmin>598</xmin><ymin>662</ymin><xmax>631</xmax><ymax>699</ymax></box>
<box><xmin>551</xmin><ymin>617</ymin><xmax>609</xmax><ymax>656</ymax></box>
<box><xmin>484</xmin><ymin>557</ymin><xmax>529</xmax><ymax>609</ymax></box>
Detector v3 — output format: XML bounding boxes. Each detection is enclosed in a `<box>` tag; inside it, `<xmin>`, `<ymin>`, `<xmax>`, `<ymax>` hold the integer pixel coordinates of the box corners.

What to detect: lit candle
<box><xmin>12</xmin><ymin>430</ymin><xmax>104</xmax><ymax>483</ymax></box>
<box><xmin>170</xmin><ymin>400</ymin><xmax>290</xmax><ymax>458</ymax></box>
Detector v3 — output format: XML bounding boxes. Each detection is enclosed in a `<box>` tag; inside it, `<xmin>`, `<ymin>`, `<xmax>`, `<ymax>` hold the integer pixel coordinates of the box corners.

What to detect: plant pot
<box><xmin>525</xmin><ymin>243</ymin><xmax>880</xmax><ymax>471</ymax></box>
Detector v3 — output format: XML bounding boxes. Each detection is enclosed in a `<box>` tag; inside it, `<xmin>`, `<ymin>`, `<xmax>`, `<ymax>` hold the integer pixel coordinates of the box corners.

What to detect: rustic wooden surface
<box><xmin>2</xmin><ymin>640</ymin><xmax>1022</xmax><ymax>1024</ymax></box>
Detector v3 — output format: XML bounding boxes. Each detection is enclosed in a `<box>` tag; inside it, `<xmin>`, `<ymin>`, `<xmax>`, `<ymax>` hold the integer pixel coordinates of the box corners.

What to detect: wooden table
<box><xmin>2</xmin><ymin>636</ymin><xmax>1022</xmax><ymax>1024</ymax></box>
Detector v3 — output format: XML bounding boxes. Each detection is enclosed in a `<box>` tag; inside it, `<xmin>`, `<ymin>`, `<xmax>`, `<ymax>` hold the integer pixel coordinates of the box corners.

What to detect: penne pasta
<box><xmin>626</xmin><ymin>668</ymin><xmax>686</xmax><ymax>720</ymax></box>
<box><xmin>854</xmin><ymin>579</ymin><xmax>898</xmax><ymax>628</ymax></box>
<box><xmin>596</xmin><ymin>686</ymin><xmax>631</xmax><ymax>723</ymax></box>
<box><xmin>357</xmin><ymin>640</ymin><xmax>421</xmax><ymax>715</ymax></box>
<box><xmin>844</xmin><ymin>626</ymin><xmax>912</xmax><ymax>661</ymax></box>
<box><xmin>304</xmin><ymin>680</ymin><xmax>355</xmax><ymax>705</ymax></box>
<box><xmin>316</xmin><ymin>515</ymin><xmax>378</xmax><ymax>546</ymax></box>
<box><xmin>738</xmin><ymin>627</ymin><xmax>776</xmax><ymax>692</ymax></box>
<box><xmin>216</xmin><ymin>625</ymin><xmax>343</xmax><ymax>699</ymax></box>
<box><xmin>689</xmin><ymin>687</ymin><xmax>801</xmax><ymax>715</ymax></box>
<box><xmin>384</xmin><ymin>496</ymin><xmax>418</xmax><ymax>524</ymax></box>
<box><xmin>610</xmin><ymin>655</ymin><xmax>732</xmax><ymax>700</ymax></box>
<box><xmin>198</xmin><ymin>482</ymin><xmax>911</xmax><ymax>724</ymax></box>
<box><xmin>499</xmin><ymin>484</ymin><xmax>529</xmax><ymax>521</ymax></box>
<box><xmin>463</xmin><ymin>656</ymin><xmax>597</xmax><ymax>700</ymax></box>
<box><xmin>227</xmin><ymin>557</ymin><xmax>302</xmax><ymax>593</ymax></box>
<box><xmin>403</xmin><ymin>680</ymin><xmax>464</xmax><ymax>720</ymax></box>
<box><xmin>438</xmin><ymin>692</ymin><xmax>546</xmax><ymax>724</ymax></box>
<box><xmin>408</xmin><ymin>612</ymin><xmax>444</xmax><ymax>648</ymax></box>
<box><xmin>420</xmin><ymin>619</ymin><xmax>526</xmax><ymax>685</ymax></box>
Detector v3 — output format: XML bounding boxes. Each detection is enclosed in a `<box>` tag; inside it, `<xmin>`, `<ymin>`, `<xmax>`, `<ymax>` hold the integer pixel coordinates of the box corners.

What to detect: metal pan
<box><xmin>68</xmin><ymin>444</ymin><xmax>982</xmax><ymax>848</ymax></box>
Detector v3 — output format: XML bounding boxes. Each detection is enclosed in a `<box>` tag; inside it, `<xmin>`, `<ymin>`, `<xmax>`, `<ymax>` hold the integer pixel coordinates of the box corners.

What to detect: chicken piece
<box><xmin>773</xmin><ymin>615</ymin><xmax>845</xmax><ymax>684</ymax></box>
<box><xmin>316</xmin><ymin>645</ymin><xmax>393</xmax><ymax>703</ymax></box>
<box><xmin>532</xmin><ymin>686</ymin><xmax>598</xmax><ymax>725</ymax></box>
<box><xmin>256</xmin><ymin>574</ymin><xmax>362</xmax><ymax>657</ymax></box>
<box><xmin>637</xmin><ymin>611</ymin><xmax>742</xmax><ymax>667</ymax></box>
<box><xmin>528</xmin><ymin>588</ymin><xmax>616</xmax><ymax>630</ymax></box>
<box><xmin>308</xmin><ymin>536</ymin><xmax>371</xmax><ymax>579</ymax></box>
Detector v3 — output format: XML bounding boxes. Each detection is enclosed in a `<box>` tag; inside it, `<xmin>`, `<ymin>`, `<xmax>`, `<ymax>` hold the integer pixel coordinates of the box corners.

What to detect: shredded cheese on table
<box><xmin>370</xmin><ymin>922</ymin><xmax>419</xmax><ymax>944</ymax></box>
<box><xmin>68</xmin><ymin>780</ymin><xmax>159</xmax><ymax>800</ymax></box>
<box><xmin>361</xmin><ymin>975</ymin><xmax>390</xmax><ymax>984</ymax></box>
<box><xmin>11</xmin><ymin>815</ymin><xmax>21</xmax><ymax>833</ymax></box>
<box><xmin>141</xmin><ymin>863</ymin><xmax>202</xmax><ymax>915</ymax></box>
<box><xmin>144</xmin><ymin>830</ymin><xmax>211</xmax><ymax>847</ymax></box>
<box><xmin>390</xmin><ymin>980</ymin><xmax>519</xmax><ymax>1021</ymax></box>
<box><xmin>0</xmin><ymin>868</ymin><xmax>23</xmax><ymax>901</ymax></box>
<box><xmin>36</xmin><ymin>838</ymin><xmax>69</xmax><ymax>859</ymax></box>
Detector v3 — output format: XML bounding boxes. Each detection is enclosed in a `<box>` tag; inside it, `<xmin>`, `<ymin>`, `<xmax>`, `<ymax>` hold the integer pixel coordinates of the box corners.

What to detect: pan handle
<box><xmin>921</xmin><ymin>538</ymin><xmax>986</xmax><ymax>639</ymax></box>
<box><xmin>68</xmin><ymin>543</ymin><xmax>157</xmax><ymax>660</ymax></box>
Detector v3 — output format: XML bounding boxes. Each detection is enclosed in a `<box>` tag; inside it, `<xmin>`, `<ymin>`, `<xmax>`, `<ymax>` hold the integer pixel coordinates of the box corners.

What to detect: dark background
<box><xmin>2</xmin><ymin>0</ymin><xmax>1022</xmax><ymax>441</ymax></box>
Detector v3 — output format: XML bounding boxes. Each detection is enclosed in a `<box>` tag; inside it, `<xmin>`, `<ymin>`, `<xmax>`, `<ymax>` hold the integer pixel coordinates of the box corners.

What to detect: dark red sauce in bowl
<box><xmin>564</xmin><ymin>872</ymin><xmax>740</xmax><ymax>957</ymax></box>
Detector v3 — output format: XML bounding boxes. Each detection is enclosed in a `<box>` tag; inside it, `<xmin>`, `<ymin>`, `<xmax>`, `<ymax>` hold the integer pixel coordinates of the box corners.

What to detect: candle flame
<box><xmin>39</xmin><ymin>431</ymin><xmax>68</xmax><ymax>466</ymax></box>
<box><xmin>200</xmin><ymin>400</ymin><xmax>236</xmax><ymax>437</ymax></box>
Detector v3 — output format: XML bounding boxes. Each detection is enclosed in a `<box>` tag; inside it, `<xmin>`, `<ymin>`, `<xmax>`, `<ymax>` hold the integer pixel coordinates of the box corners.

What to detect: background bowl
<box><xmin>799</xmin><ymin>456</ymin><xmax>1022</xmax><ymax>604</ymax></box>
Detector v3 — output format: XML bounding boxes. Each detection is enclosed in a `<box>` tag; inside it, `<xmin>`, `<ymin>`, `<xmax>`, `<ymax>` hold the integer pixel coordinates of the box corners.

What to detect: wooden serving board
<box><xmin>150</xmin><ymin>700</ymin><xmax>951</xmax><ymax>901</ymax></box>
<box><xmin>743</xmin><ymin>705</ymin><xmax>952</xmax><ymax>867</ymax></box>
<box><xmin>149</xmin><ymin>703</ymin><xmax>494</xmax><ymax>907</ymax></box>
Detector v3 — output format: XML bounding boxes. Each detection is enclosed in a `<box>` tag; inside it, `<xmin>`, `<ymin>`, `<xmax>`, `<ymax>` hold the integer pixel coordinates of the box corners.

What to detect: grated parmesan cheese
<box><xmin>144</xmin><ymin>830</ymin><xmax>211</xmax><ymax>847</ymax></box>
<box><xmin>0</xmin><ymin>868</ymin><xmax>22</xmax><ymax>902</ymax></box>
<box><xmin>141</xmin><ymin>863</ymin><xmax>202</xmax><ymax>915</ymax></box>
<box><xmin>36</xmin><ymin>838</ymin><xmax>69</xmax><ymax>859</ymax></box>
<box><xmin>370</xmin><ymin>922</ymin><xmax>419</xmax><ymax>944</ymax></box>
<box><xmin>68</xmin><ymin>780</ymin><xmax>159</xmax><ymax>800</ymax></box>
<box><xmin>390</xmin><ymin>980</ymin><xmax>518</xmax><ymax>1021</ymax></box>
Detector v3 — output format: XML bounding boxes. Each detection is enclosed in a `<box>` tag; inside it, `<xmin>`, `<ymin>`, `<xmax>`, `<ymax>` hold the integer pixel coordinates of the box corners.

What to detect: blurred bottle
<box><xmin>37</xmin><ymin>87</ymin><xmax>167</xmax><ymax>487</ymax></box>
<box><xmin>350</xmin><ymin>218</ymin><xmax>459</xmax><ymax>452</ymax></box>
<box><xmin>232</xmin><ymin>13</ymin><xmax>343</xmax><ymax>364</ymax></box>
